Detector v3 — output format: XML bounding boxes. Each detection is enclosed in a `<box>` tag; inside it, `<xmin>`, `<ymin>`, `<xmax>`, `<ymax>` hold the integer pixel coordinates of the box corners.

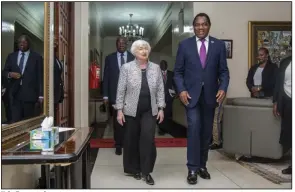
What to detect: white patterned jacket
<box><xmin>115</xmin><ymin>60</ymin><xmax>166</xmax><ymax>117</ymax></box>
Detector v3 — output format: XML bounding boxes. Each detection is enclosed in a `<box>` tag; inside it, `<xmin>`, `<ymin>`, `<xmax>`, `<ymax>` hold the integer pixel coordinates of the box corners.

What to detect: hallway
<box><xmin>89</xmin><ymin>125</ymin><xmax>291</xmax><ymax>189</ymax></box>
<box><xmin>91</xmin><ymin>148</ymin><xmax>291</xmax><ymax>189</ymax></box>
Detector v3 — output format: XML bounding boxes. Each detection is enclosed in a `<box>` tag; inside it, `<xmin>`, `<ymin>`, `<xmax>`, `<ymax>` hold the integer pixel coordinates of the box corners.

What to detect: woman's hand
<box><xmin>157</xmin><ymin>109</ymin><xmax>164</xmax><ymax>124</ymax></box>
<box><xmin>117</xmin><ymin>110</ymin><xmax>125</xmax><ymax>126</ymax></box>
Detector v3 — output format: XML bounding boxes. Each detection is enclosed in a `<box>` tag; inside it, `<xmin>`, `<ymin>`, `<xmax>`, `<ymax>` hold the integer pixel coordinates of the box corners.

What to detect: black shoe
<box><xmin>133</xmin><ymin>173</ymin><xmax>142</xmax><ymax>180</ymax></box>
<box><xmin>158</xmin><ymin>130</ymin><xmax>165</xmax><ymax>135</ymax></box>
<box><xmin>115</xmin><ymin>147</ymin><xmax>122</xmax><ymax>155</ymax></box>
<box><xmin>282</xmin><ymin>166</ymin><xmax>292</xmax><ymax>175</ymax></box>
<box><xmin>142</xmin><ymin>174</ymin><xmax>154</xmax><ymax>185</ymax></box>
<box><xmin>210</xmin><ymin>143</ymin><xmax>222</xmax><ymax>150</ymax></box>
<box><xmin>197</xmin><ymin>168</ymin><xmax>211</xmax><ymax>179</ymax></box>
<box><xmin>187</xmin><ymin>171</ymin><xmax>198</xmax><ymax>185</ymax></box>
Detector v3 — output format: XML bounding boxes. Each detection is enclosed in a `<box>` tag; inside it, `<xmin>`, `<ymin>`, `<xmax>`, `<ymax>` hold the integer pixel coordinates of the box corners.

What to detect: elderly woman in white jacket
<box><xmin>115</xmin><ymin>39</ymin><xmax>165</xmax><ymax>185</ymax></box>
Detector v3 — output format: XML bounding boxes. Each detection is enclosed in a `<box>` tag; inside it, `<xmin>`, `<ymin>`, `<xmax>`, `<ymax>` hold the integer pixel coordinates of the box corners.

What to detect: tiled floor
<box><xmin>91</xmin><ymin>148</ymin><xmax>291</xmax><ymax>189</ymax></box>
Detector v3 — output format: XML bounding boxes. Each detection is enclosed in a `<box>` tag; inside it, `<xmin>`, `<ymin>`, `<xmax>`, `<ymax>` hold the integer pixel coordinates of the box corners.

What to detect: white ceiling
<box><xmin>19</xmin><ymin>2</ymin><xmax>44</xmax><ymax>26</ymax></box>
<box><xmin>90</xmin><ymin>2</ymin><xmax>171</xmax><ymax>38</ymax></box>
<box><xmin>1</xmin><ymin>2</ymin><xmax>43</xmax><ymax>26</ymax></box>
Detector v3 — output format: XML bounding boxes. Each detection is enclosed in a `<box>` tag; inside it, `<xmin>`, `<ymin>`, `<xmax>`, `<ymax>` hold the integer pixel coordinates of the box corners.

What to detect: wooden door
<box><xmin>54</xmin><ymin>2</ymin><xmax>74</xmax><ymax>126</ymax></box>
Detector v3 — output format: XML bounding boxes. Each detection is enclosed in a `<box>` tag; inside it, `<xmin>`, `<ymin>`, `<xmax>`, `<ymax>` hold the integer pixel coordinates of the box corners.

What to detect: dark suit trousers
<box><xmin>11</xmin><ymin>87</ymin><xmax>36</xmax><ymax>123</ymax></box>
<box><xmin>158</xmin><ymin>98</ymin><xmax>173</xmax><ymax>133</ymax></box>
<box><xmin>186</xmin><ymin>88</ymin><xmax>215</xmax><ymax>171</ymax></box>
<box><xmin>123</xmin><ymin>110</ymin><xmax>157</xmax><ymax>175</ymax></box>
<box><xmin>112</xmin><ymin>108</ymin><xmax>124</xmax><ymax>148</ymax></box>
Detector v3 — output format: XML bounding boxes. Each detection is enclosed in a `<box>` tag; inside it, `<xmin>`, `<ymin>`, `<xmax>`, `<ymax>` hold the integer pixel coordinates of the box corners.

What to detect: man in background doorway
<box><xmin>103</xmin><ymin>36</ymin><xmax>134</xmax><ymax>155</ymax></box>
<box><xmin>158</xmin><ymin>60</ymin><xmax>175</xmax><ymax>135</ymax></box>
<box><xmin>3</xmin><ymin>34</ymin><xmax>43</xmax><ymax>122</ymax></box>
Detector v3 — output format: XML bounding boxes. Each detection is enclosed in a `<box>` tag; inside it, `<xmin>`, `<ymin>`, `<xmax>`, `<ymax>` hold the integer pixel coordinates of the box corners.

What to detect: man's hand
<box><xmin>216</xmin><ymin>90</ymin><xmax>226</xmax><ymax>104</ymax></box>
<box><xmin>9</xmin><ymin>72</ymin><xmax>21</xmax><ymax>79</ymax></box>
<box><xmin>273</xmin><ymin>103</ymin><xmax>280</xmax><ymax>118</ymax></box>
<box><xmin>179</xmin><ymin>91</ymin><xmax>191</xmax><ymax>106</ymax></box>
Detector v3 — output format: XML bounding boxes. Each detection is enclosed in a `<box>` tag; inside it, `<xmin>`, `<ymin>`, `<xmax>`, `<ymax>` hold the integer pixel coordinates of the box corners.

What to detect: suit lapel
<box><xmin>12</xmin><ymin>52</ymin><xmax>21</xmax><ymax>73</ymax></box>
<box><xmin>204</xmin><ymin>36</ymin><xmax>215</xmax><ymax>69</ymax></box>
<box><xmin>113</xmin><ymin>53</ymin><xmax>120</xmax><ymax>73</ymax></box>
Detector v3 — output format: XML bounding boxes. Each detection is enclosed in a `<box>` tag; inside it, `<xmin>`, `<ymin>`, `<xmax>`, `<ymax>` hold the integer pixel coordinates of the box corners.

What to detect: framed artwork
<box><xmin>221</xmin><ymin>39</ymin><xmax>233</xmax><ymax>59</ymax></box>
<box><xmin>248</xmin><ymin>21</ymin><xmax>292</xmax><ymax>68</ymax></box>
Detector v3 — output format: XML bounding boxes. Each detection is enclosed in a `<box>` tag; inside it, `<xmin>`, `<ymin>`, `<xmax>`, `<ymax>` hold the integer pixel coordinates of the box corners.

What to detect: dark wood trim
<box><xmin>68</xmin><ymin>2</ymin><xmax>75</xmax><ymax>127</ymax></box>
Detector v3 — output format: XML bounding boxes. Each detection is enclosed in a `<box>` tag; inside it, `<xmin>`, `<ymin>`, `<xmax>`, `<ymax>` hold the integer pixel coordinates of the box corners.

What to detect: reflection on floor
<box><xmin>89</xmin><ymin>120</ymin><xmax>291</xmax><ymax>189</ymax></box>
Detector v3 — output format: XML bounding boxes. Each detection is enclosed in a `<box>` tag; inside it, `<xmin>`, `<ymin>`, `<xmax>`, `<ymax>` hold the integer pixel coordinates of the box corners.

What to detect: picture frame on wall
<box><xmin>248</xmin><ymin>21</ymin><xmax>292</xmax><ymax>69</ymax></box>
<box><xmin>221</xmin><ymin>39</ymin><xmax>233</xmax><ymax>59</ymax></box>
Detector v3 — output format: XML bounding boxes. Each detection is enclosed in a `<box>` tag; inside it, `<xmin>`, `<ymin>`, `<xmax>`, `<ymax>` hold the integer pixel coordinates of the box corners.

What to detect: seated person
<box><xmin>246</xmin><ymin>47</ymin><xmax>278</xmax><ymax>98</ymax></box>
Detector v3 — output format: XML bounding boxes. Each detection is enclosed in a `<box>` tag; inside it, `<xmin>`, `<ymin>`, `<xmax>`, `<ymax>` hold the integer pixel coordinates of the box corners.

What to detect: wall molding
<box><xmin>150</xmin><ymin>3</ymin><xmax>172</xmax><ymax>48</ymax></box>
<box><xmin>15</xmin><ymin>2</ymin><xmax>44</xmax><ymax>40</ymax></box>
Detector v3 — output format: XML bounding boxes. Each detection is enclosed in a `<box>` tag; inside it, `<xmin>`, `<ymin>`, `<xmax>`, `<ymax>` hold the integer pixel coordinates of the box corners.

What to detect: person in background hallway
<box><xmin>115</xmin><ymin>40</ymin><xmax>165</xmax><ymax>185</ymax></box>
<box><xmin>103</xmin><ymin>36</ymin><xmax>135</xmax><ymax>155</ymax></box>
<box><xmin>3</xmin><ymin>35</ymin><xmax>43</xmax><ymax>123</ymax></box>
<box><xmin>210</xmin><ymin>95</ymin><xmax>227</xmax><ymax>150</ymax></box>
<box><xmin>174</xmin><ymin>13</ymin><xmax>229</xmax><ymax>185</ymax></box>
<box><xmin>2</xmin><ymin>72</ymin><xmax>11</xmax><ymax>123</ymax></box>
<box><xmin>246</xmin><ymin>47</ymin><xmax>278</xmax><ymax>98</ymax></box>
<box><xmin>273</xmin><ymin>38</ymin><xmax>292</xmax><ymax>175</ymax></box>
<box><xmin>53</xmin><ymin>38</ymin><xmax>64</xmax><ymax>125</ymax></box>
<box><xmin>158</xmin><ymin>60</ymin><xmax>175</xmax><ymax>135</ymax></box>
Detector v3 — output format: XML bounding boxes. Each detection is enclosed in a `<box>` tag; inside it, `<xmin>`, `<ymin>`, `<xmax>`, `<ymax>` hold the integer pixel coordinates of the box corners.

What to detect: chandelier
<box><xmin>118</xmin><ymin>14</ymin><xmax>144</xmax><ymax>42</ymax></box>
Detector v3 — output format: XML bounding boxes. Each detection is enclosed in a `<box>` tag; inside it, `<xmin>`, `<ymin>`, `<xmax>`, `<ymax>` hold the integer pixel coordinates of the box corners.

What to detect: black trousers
<box><xmin>158</xmin><ymin>99</ymin><xmax>172</xmax><ymax>133</ymax></box>
<box><xmin>112</xmin><ymin>109</ymin><xmax>124</xmax><ymax>148</ymax></box>
<box><xmin>123</xmin><ymin>110</ymin><xmax>157</xmax><ymax>175</ymax></box>
<box><xmin>11</xmin><ymin>99</ymin><xmax>35</xmax><ymax>123</ymax></box>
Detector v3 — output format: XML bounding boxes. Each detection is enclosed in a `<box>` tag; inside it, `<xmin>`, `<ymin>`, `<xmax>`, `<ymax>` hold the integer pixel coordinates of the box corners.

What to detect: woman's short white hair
<box><xmin>130</xmin><ymin>39</ymin><xmax>151</xmax><ymax>55</ymax></box>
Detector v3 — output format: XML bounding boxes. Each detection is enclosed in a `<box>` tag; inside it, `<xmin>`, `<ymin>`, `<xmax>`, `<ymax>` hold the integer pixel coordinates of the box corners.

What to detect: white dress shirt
<box><xmin>284</xmin><ymin>61</ymin><xmax>291</xmax><ymax>98</ymax></box>
<box><xmin>253</xmin><ymin>67</ymin><xmax>264</xmax><ymax>86</ymax></box>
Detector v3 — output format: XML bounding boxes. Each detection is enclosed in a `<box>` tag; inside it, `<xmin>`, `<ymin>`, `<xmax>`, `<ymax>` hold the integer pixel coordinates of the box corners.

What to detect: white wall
<box><xmin>193</xmin><ymin>2</ymin><xmax>291</xmax><ymax>98</ymax></box>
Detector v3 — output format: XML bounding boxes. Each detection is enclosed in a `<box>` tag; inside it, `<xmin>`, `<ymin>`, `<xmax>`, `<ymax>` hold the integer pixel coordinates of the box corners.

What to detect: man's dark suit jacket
<box><xmin>273</xmin><ymin>56</ymin><xmax>292</xmax><ymax>114</ymax></box>
<box><xmin>103</xmin><ymin>51</ymin><xmax>134</xmax><ymax>104</ymax></box>
<box><xmin>3</xmin><ymin>51</ymin><xmax>43</xmax><ymax>103</ymax></box>
<box><xmin>54</xmin><ymin>57</ymin><xmax>64</xmax><ymax>104</ymax></box>
<box><xmin>246</xmin><ymin>61</ymin><xmax>278</xmax><ymax>97</ymax></box>
<box><xmin>174</xmin><ymin>36</ymin><xmax>230</xmax><ymax>108</ymax></box>
<box><xmin>163</xmin><ymin>70</ymin><xmax>174</xmax><ymax>103</ymax></box>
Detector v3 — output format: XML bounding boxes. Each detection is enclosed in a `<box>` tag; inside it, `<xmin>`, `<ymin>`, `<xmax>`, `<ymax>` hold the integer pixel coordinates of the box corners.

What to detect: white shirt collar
<box><xmin>18</xmin><ymin>49</ymin><xmax>30</xmax><ymax>55</ymax></box>
<box><xmin>195</xmin><ymin>35</ymin><xmax>209</xmax><ymax>42</ymax></box>
<box><xmin>117</xmin><ymin>51</ymin><xmax>127</xmax><ymax>57</ymax></box>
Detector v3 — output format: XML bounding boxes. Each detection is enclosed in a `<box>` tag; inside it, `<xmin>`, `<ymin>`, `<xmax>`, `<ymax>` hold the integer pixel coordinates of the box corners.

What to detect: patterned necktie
<box><xmin>163</xmin><ymin>71</ymin><xmax>167</xmax><ymax>83</ymax></box>
<box><xmin>120</xmin><ymin>53</ymin><xmax>125</xmax><ymax>66</ymax></box>
<box><xmin>19</xmin><ymin>52</ymin><xmax>25</xmax><ymax>74</ymax></box>
<box><xmin>199</xmin><ymin>39</ymin><xmax>207</xmax><ymax>68</ymax></box>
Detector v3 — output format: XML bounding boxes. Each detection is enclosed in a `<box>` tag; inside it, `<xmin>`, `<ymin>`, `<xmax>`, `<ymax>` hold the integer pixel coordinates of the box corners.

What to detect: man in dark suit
<box><xmin>103</xmin><ymin>36</ymin><xmax>135</xmax><ymax>155</ymax></box>
<box><xmin>3</xmin><ymin>34</ymin><xmax>43</xmax><ymax>123</ymax></box>
<box><xmin>53</xmin><ymin>38</ymin><xmax>64</xmax><ymax>125</ymax></box>
<box><xmin>2</xmin><ymin>72</ymin><xmax>11</xmax><ymax>123</ymax></box>
<box><xmin>158</xmin><ymin>60</ymin><xmax>175</xmax><ymax>135</ymax></box>
<box><xmin>273</xmin><ymin>38</ymin><xmax>292</xmax><ymax>175</ymax></box>
<box><xmin>174</xmin><ymin>13</ymin><xmax>229</xmax><ymax>184</ymax></box>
